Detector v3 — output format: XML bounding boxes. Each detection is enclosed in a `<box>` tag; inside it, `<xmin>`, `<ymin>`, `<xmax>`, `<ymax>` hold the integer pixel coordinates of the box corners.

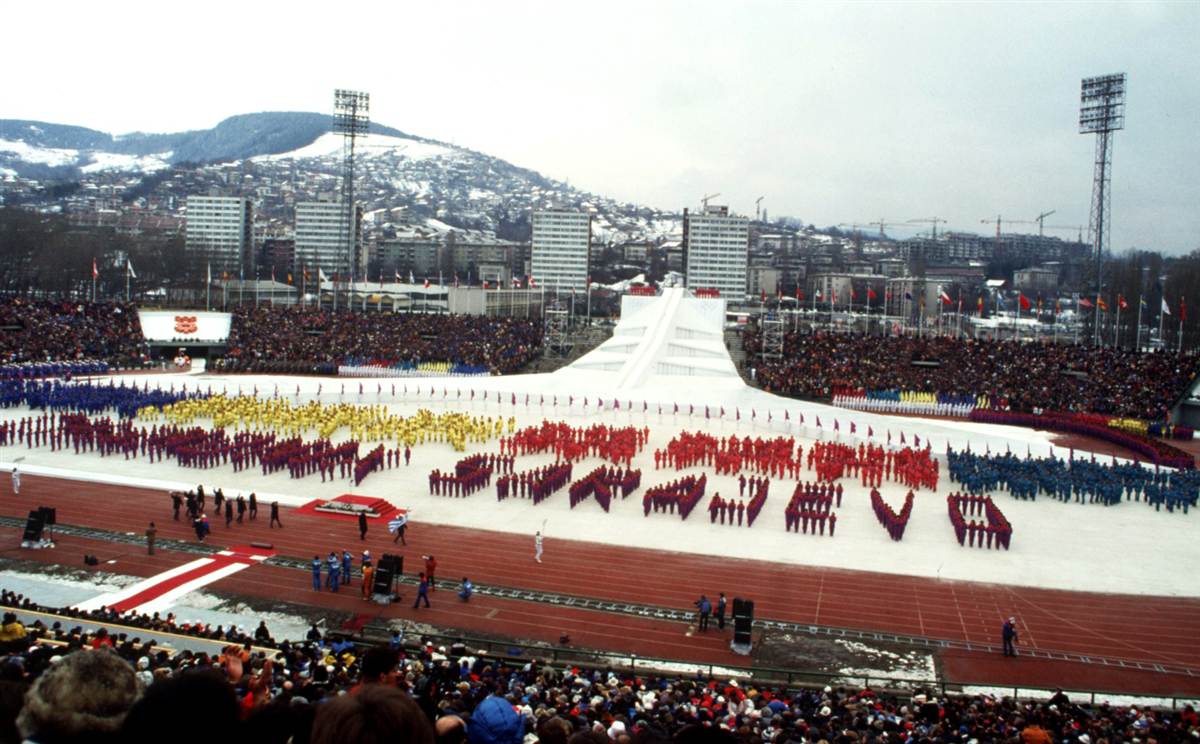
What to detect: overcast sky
<box><xmin>5</xmin><ymin>1</ymin><xmax>1198</xmax><ymax>253</ymax></box>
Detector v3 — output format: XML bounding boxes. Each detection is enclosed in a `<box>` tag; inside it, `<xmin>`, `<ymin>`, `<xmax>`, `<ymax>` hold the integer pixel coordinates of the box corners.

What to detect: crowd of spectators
<box><xmin>216</xmin><ymin>306</ymin><xmax>542</xmax><ymax>376</ymax></box>
<box><xmin>745</xmin><ymin>331</ymin><xmax>1197</xmax><ymax>421</ymax></box>
<box><xmin>0</xmin><ymin>298</ymin><xmax>148</xmax><ymax>368</ymax></box>
<box><xmin>1</xmin><ymin>586</ymin><xmax>1197</xmax><ymax>744</ymax></box>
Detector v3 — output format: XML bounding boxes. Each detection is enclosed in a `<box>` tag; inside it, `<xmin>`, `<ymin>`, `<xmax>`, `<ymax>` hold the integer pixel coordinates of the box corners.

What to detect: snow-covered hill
<box><xmin>0</xmin><ymin>113</ymin><xmax>680</xmax><ymax>244</ymax></box>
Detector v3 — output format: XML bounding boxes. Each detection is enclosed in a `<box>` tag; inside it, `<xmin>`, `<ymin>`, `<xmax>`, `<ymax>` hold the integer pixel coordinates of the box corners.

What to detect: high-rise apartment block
<box><xmin>531</xmin><ymin>210</ymin><xmax>592</xmax><ymax>291</ymax></box>
<box><xmin>184</xmin><ymin>196</ymin><xmax>252</xmax><ymax>275</ymax></box>
<box><xmin>294</xmin><ymin>201</ymin><xmax>364</xmax><ymax>278</ymax></box>
<box><xmin>684</xmin><ymin>205</ymin><xmax>749</xmax><ymax>300</ymax></box>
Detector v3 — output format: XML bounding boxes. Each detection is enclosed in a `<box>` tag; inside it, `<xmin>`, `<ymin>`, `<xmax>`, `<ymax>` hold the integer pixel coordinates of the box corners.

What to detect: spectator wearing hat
<box><xmin>17</xmin><ymin>648</ymin><xmax>139</xmax><ymax>744</ymax></box>
<box><xmin>467</xmin><ymin>693</ymin><xmax>524</xmax><ymax>744</ymax></box>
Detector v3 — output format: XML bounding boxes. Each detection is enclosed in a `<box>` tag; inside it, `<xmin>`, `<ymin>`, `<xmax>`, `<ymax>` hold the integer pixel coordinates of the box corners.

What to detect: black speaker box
<box><xmin>372</xmin><ymin>554</ymin><xmax>404</xmax><ymax>595</ymax></box>
<box><xmin>37</xmin><ymin>506</ymin><xmax>56</xmax><ymax>526</ymax></box>
<box><xmin>732</xmin><ymin>598</ymin><xmax>755</xmax><ymax>621</ymax></box>
<box><xmin>21</xmin><ymin>511</ymin><xmax>44</xmax><ymax>542</ymax></box>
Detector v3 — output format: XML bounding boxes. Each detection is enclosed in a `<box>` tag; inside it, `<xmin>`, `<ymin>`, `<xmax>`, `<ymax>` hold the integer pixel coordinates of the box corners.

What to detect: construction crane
<box><xmin>837</xmin><ymin>218</ymin><xmax>899</xmax><ymax>239</ymax></box>
<box><xmin>1033</xmin><ymin>210</ymin><xmax>1056</xmax><ymax>237</ymax></box>
<box><xmin>1040</xmin><ymin>224</ymin><xmax>1087</xmax><ymax>243</ymax></box>
<box><xmin>701</xmin><ymin>193</ymin><xmax>721</xmax><ymax>210</ymax></box>
<box><xmin>906</xmin><ymin>217</ymin><xmax>947</xmax><ymax>240</ymax></box>
<box><xmin>981</xmin><ymin>216</ymin><xmax>1036</xmax><ymax>240</ymax></box>
<box><xmin>755</xmin><ymin>196</ymin><xmax>764</xmax><ymax>221</ymax></box>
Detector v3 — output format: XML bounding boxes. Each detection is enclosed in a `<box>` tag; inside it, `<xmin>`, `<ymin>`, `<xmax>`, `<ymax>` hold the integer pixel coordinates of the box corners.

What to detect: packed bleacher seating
<box><xmin>1</xmin><ymin>588</ymin><xmax>1194</xmax><ymax>744</ymax></box>
<box><xmin>0</xmin><ymin>298</ymin><xmax>148</xmax><ymax>368</ymax></box>
<box><xmin>745</xmin><ymin>331</ymin><xmax>1198</xmax><ymax>421</ymax></box>
<box><xmin>215</xmin><ymin>306</ymin><xmax>542</xmax><ymax>376</ymax></box>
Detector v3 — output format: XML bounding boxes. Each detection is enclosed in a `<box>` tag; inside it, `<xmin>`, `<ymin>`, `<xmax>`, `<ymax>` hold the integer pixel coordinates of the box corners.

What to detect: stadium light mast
<box><xmin>333</xmin><ymin>89</ymin><xmax>369</xmax><ymax>311</ymax></box>
<box><xmin>1079</xmin><ymin>73</ymin><xmax>1125</xmax><ymax>346</ymax></box>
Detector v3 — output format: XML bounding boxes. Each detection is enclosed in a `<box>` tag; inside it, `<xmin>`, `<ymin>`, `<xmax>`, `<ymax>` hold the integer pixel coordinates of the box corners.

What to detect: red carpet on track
<box><xmin>107</xmin><ymin>545</ymin><xmax>276</xmax><ymax>613</ymax></box>
<box><xmin>293</xmin><ymin>494</ymin><xmax>401</xmax><ymax>522</ymax></box>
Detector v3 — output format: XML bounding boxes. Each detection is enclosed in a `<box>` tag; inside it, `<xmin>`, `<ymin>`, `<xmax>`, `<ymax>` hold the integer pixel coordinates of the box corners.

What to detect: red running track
<box><xmin>4</xmin><ymin>474</ymin><xmax>1200</xmax><ymax>691</ymax></box>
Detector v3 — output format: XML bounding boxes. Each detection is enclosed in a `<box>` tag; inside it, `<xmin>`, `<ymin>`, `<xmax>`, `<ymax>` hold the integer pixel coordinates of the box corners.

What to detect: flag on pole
<box><xmin>1018</xmin><ymin>293</ymin><xmax>1031</xmax><ymax>311</ymax></box>
<box><xmin>940</xmin><ymin>289</ymin><xmax>953</xmax><ymax>305</ymax></box>
<box><xmin>1182</xmin><ymin>298</ymin><xmax>1188</xmax><ymax>322</ymax></box>
<box><xmin>92</xmin><ymin>258</ymin><xmax>99</xmax><ymax>279</ymax></box>
<box><xmin>1079</xmin><ymin>297</ymin><xmax>1094</xmax><ymax>309</ymax></box>
<box><xmin>423</xmin><ymin>278</ymin><xmax>430</xmax><ymax>289</ymax></box>
<box><xmin>1162</xmin><ymin>297</ymin><xmax>1171</xmax><ymax>316</ymax></box>
<box><xmin>1097</xmin><ymin>297</ymin><xmax>1108</xmax><ymax>312</ymax></box>
<box><xmin>126</xmin><ymin>259</ymin><xmax>137</xmax><ymax>279</ymax></box>
<box><xmin>318</xmin><ymin>268</ymin><xmax>329</xmax><ymax>284</ymax></box>
<box><xmin>409</xmin><ymin>270</ymin><xmax>415</xmax><ymax>284</ymax></box>
<box><xmin>867</xmin><ymin>288</ymin><xmax>878</xmax><ymax>302</ymax></box>
<box><xmin>1118</xmin><ymin>295</ymin><xmax>1128</xmax><ymax>311</ymax></box>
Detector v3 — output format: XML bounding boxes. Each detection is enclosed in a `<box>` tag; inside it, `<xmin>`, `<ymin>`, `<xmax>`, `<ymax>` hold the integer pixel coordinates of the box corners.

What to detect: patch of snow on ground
<box><xmin>0</xmin><ymin>568</ymin><xmax>141</xmax><ymax>608</ymax></box>
<box><xmin>80</xmin><ymin>151</ymin><xmax>172</xmax><ymax>174</ymax></box>
<box><xmin>834</xmin><ymin>640</ymin><xmax>937</xmax><ymax>683</ymax></box>
<box><xmin>0</xmin><ymin>139</ymin><xmax>79</xmax><ymax>167</ymax></box>
<box><xmin>256</xmin><ymin>133</ymin><xmax>453</xmax><ymax>162</ymax></box>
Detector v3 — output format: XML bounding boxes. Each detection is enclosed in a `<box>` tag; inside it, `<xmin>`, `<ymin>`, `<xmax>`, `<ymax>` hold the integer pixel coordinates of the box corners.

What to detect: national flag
<box><xmin>939</xmin><ymin>289</ymin><xmax>953</xmax><ymax>306</ymax></box>
<box><xmin>904</xmin><ymin>291</ymin><xmax>914</xmax><ymax>302</ymax></box>
<box><xmin>454</xmin><ymin>274</ymin><xmax>460</xmax><ymax>288</ymax></box>
<box><xmin>318</xmin><ymin>268</ymin><xmax>329</xmax><ymax>284</ymax></box>
<box><xmin>92</xmin><ymin>258</ymin><xmax>99</xmax><ymax>279</ymax></box>
<box><xmin>126</xmin><ymin>259</ymin><xmax>137</xmax><ymax>279</ymax></box>
<box><xmin>512</xmin><ymin>278</ymin><xmax>521</xmax><ymax>288</ymax></box>
<box><xmin>1182</xmin><ymin>298</ymin><xmax>1188</xmax><ymax>322</ymax></box>
<box><xmin>1079</xmin><ymin>297</ymin><xmax>1094</xmax><ymax>309</ymax></box>
<box><xmin>1055</xmin><ymin>299</ymin><xmax>1062</xmax><ymax>314</ymax></box>
<box><xmin>1037</xmin><ymin>297</ymin><xmax>1043</xmax><ymax>312</ymax></box>
<box><xmin>1097</xmin><ymin>297</ymin><xmax>1108</xmax><ymax>312</ymax></box>
<box><xmin>977</xmin><ymin>296</ymin><xmax>984</xmax><ymax>315</ymax></box>
<box><xmin>761</xmin><ymin>288</ymin><xmax>766</xmax><ymax>303</ymax></box>
<box><xmin>849</xmin><ymin>287</ymin><xmax>856</xmax><ymax>302</ymax></box>
<box><xmin>867</xmin><ymin>287</ymin><xmax>878</xmax><ymax>302</ymax></box>
<box><xmin>1118</xmin><ymin>295</ymin><xmax>1128</xmax><ymax>311</ymax></box>
<box><xmin>1162</xmin><ymin>297</ymin><xmax>1171</xmax><ymax>316</ymax></box>
<box><xmin>1018</xmin><ymin>293</ymin><xmax>1031</xmax><ymax>311</ymax></box>
<box><xmin>271</xmin><ymin>266</ymin><xmax>276</xmax><ymax>283</ymax></box>
<box><xmin>395</xmin><ymin>270</ymin><xmax>402</xmax><ymax>283</ymax></box>
<box><xmin>1139</xmin><ymin>296</ymin><xmax>1147</xmax><ymax>308</ymax></box>
<box><xmin>387</xmin><ymin>514</ymin><xmax>409</xmax><ymax>533</ymax></box>
<box><xmin>795</xmin><ymin>287</ymin><xmax>803</xmax><ymax>302</ymax></box>
<box><xmin>529</xmin><ymin>276</ymin><xmax>537</xmax><ymax>289</ymax></box>
<box><xmin>287</xmin><ymin>273</ymin><xmax>293</xmax><ymax>284</ymax></box>
<box><xmin>483</xmin><ymin>280</ymin><xmax>490</xmax><ymax>290</ymax></box>
<box><xmin>409</xmin><ymin>270</ymin><xmax>415</xmax><ymax>284</ymax></box>
<box><xmin>423</xmin><ymin>278</ymin><xmax>430</xmax><ymax>289</ymax></box>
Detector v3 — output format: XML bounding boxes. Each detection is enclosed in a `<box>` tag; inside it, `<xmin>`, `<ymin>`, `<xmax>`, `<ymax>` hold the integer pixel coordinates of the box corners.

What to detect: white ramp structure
<box><xmin>561</xmin><ymin>288</ymin><xmax>738</xmax><ymax>389</ymax></box>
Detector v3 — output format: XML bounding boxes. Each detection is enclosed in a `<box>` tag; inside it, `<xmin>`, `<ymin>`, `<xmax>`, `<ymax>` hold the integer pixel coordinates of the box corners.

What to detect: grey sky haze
<box><xmin>4</xmin><ymin>1</ymin><xmax>1198</xmax><ymax>253</ymax></box>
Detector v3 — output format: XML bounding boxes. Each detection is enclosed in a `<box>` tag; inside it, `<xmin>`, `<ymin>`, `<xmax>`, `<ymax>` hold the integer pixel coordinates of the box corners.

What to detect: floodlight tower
<box><xmin>1079</xmin><ymin>73</ymin><xmax>1125</xmax><ymax>345</ymax></box>
<box><xmin>333</xmin><ymin>89</ymin><xmax>369</xmax><ymax>309</ymax></box>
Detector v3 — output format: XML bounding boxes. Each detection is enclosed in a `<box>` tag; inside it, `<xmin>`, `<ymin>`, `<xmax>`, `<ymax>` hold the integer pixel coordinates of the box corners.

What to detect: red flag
<box><xmin>867</xmin><ymin>288</ymin><xmax>878</xmax><ymax>301</ymax></box>
<box><xmin>92</xmin><ymin>258</ymin><xmax>99</xmax><ymax>279</ymax></box>
<box><xmin>977</xmin><ymin>296</ymin><xmax>984</xmax><ymax>315</ymax></box>
<box><xmin>761</xmin><ymin>288</ymin><xmax>766</xmax><ymax>303</ymax></box>
<box><xmin>423</xmin><ymin>278</ymin><xmax>430</xmax><ymax>289</ymax></box>
<box><xmin>1079</xmin><ymin>297</ymin><xmax>1094</xmax><ymax>309</ymax></box>
<box><xmin>940</xmin><ymin>290</ymin><xmax>953</xmax><ymax>306</ymax></box>
<box><xmin>1018</xmin><ymin>293</ymin><xmax>1031</xmax><ymax>311</ymax></box>
<box><xmin>796</xmin><ymin>287</ymin><xmax>804</xmax><ymax>302</ymax></box>
<box><xmin>1182</xmin><ymin>298</ymin><xmax>1188</xmax><ymax>322</ymax></box>
<box><xmin>1118</xmin><ymin>294</ymin><xmax>1128</xmax><ymax>311</ymax></box>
